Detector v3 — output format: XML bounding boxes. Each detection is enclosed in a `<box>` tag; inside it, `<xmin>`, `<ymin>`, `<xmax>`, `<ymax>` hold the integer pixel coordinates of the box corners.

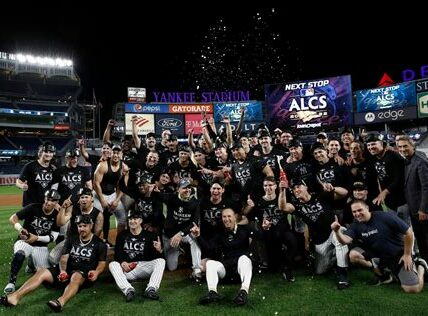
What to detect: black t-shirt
<box><xmin>344</xmin><ymin>211</ymin><xmax>409</xmax><ymax>260</ymax></box>
<box><xmin>67</xmin><ymin>206</ymin><xmax>102</xmax><ymax>238</ymax></box>
<box><xmin>132</xmin><ymin>196</ymin><xmax>165</xmax><ymax>229</ymax></box>
<box><xmin>114</xmin><ymin>229</ymin><xmax>162</xmax><ymax>263</ymax></box>
<box><xmin>167</xmin><ymin>160</ymin><xmax>199</xmax><ymax>181</ymax></box>
<box><xmin>200</xmin><ymin>197</ymin><xmax>236</xmax><ymax>238</ymax></box>
<box><xmin>253</xmin><ymin>196</ymin><xmax>287</xmax><ymax>226</ymax></box>
<box><xmin>63</xmin><ymin>234</ymin><xmax>107</xmax><ymax>274</ymax></box>
<box><xmin>160</xmin><ymin>150</ymin><xmax>179</xmax><ymax>167</ymax></box>
<box><xmin>293</xmin><ymin>191</ymin><xmax>335</xmax><ymax>244</ymax></box>
<box><xmin>285</xmin><ymin>157</ymin><xmax>316</xmax><ymax>193</ymax></box>
<box><xmin>231</xmin><ymin>157</ymin><xmax>265</xmax><ymax>194</ymax></box>
<box><xmin>19</xmin><ymin>160</ymin><xmax>56</xmax><ymax>206</ymax></box>
<box><xmin>159</xmin><ymin>193</ymin><xmax>200</xmax><ymax>238</ymax></box>
<box><xmin>197</xmin><ymin>224</ymin><xmax>254</xmax><ymax>264</ymax></box>
<box><xmin>259</xmin><ymin>148</ymin><xmax>288</xmax><ymax>180</ymax></box>
<box><xmin>16</xmin><ymin>203</ymin><xmax>60</xmax><ymax>247</ymax></box>
<box><xmin>52</xmin><ymin>165</ymin><xmax>91</xmax><ymax>203</ymax></box>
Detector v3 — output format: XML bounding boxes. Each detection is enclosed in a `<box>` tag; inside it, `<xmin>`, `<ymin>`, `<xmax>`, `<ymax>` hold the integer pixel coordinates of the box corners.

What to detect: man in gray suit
<box><xmin>397</xmin><ymin>135</ymin><xmax>428</xmax><ymax>262</ymax></box>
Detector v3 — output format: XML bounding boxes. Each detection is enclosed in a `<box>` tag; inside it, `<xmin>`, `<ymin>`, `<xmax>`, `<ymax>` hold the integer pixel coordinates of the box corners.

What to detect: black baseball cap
<box><xmin>311</xmin><ymin>142</ymin><xmax>327</xmax><ymax>154</ymax></box>
<box><xmin>178</xmin><ymin>178</ymin><xmax>192</xmax><ymax>189</ymax></box>
<box><xmin>45</xmin><ymin>189</ymin><xmax>61</xmax><ymax>201</ymax></box>
<box><xmin>290</xmin><ymin>178</ymin><xmax>307</xmax><ymax>188</ymax></box>
<box><xmin>128</xmin><ymin>210</ymin><xmax>143</xmax><ymax>219</ymax></box>
<box><xmin>136</xmin><ymin>174</ymin><xmax>151</xmax><ymax>186</ymax></box>
<box><xmin>352</xmin><ymin>181</ymin><xmax>368</xmax><ymax>190</ymax></box>
<box><xmin>167</xmin><ymin>135</ymin><xmax>178</xmax><ymax>141</ymax></box>
<box><xmin>112</xmin><ymin>144</ymin><xmax>122</xmax><ymax>151</ymax></box>
<box><xmin>258</xmin><ymin>129</ymin><xmax>271</xmax><ymax>139</ymax></box>
<box><xmin>78</xmin><ymin>187</ymin><xmax>93</xmax><ymax>197</ymax></box>
<box><xmin>365</xmin><ymin>132</ymin><xmax>384</xmax><ymax>143</ymax></box>
<box><xmin>75</xmin><ymin>214</ymin><xmax>93</xmax><ymax>225</ymax></box>
<box><xmin>317</xmin><ymin>132</ymin><xmax>328</xmax><ymax>139</ymax></box>
<box><xmin>39</xmin><ymin>141</ymin><xmax>56</xmax><ymax>153</ymax></box>
<box><xmin>341</xmin><ymin>127</ymin><xmax>355</xmax><ymax>135</ymax></box>
<box><xmin>178</xmin><ymin>145</ymin><xmax>191</xmax><ymax>153</ymax></box>
<box><xmin>288</xmin><ymin>139</ymin><xmax>303</xmax><ymax>149</ymax></box>
<box><xmin>231</xmin><ymin>141</ymin><xmax>243</xmax><ymax>149</ymax></box>
<box><xmin>65</xmin><ymin>148</ymin><xmax>80</xmax><ymax>158</ymax></box>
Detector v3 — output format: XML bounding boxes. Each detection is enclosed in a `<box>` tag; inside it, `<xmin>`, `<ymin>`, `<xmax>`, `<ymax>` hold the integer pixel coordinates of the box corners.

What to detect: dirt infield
<box><xmin>0</xmin><ymin>194</ymin><xmax>22</xmax><ymax>207</ymax></box>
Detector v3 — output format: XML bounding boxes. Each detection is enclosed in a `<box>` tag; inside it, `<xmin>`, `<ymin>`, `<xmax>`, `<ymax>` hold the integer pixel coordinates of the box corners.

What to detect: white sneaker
<box><xmin>4</xmin><ymin>283</ymin><xmax>15</xmax><ymax>294</ymax></box>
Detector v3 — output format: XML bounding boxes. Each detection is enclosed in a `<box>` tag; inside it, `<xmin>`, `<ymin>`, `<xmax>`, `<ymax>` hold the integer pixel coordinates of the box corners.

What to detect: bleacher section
<box><xmin>0</xmin><ymin>136</ymin><xmax>15</xmax><ymax>149</ymax></box>
<box><xmin>7</xmin><ymin>136</ymin><xmax>42</xmax><ymax>151</ymax></box>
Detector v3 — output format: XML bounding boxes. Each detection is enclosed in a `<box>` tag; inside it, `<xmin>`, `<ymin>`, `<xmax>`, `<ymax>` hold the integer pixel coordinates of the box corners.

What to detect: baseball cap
<box><xmin>365</xmin><ymin>132</ymin><xmax>384</xmax><ymax>143</ymax></box>
<box><xmin>65</xmin><ymin>148</ymin><xmax>80</xmax><ymax>158</ymax></box>
<box><xmin>288</xmin><ymin>139</ymin><xmax>303</xmax><ymax>149</ymax></box>
<box><xmin>167</xmin><ymin>135</ymin><xmax>178</xmax><ymax>141</ymax></box>
<box><xmin>341</xmin><ymin>127</ymin><xmax>355</xmax><ymax>135</ymax></box>
<box><xmin>75</xmin><ymin>214</ymin><xmax>93</xmax><ymax>225</ymax></box>
<box><xmin>112</xmin><ymin>144</ymin><xmax>122</xmax><ymax>151</ymax></box>
<box><xmin>352</xmin><ymin>181</ymin><xmax>368</xmax><ymax>191</ymax></box>
<box><xmin>45</xmin><ymin>189</ymin><xmax>61</xmax><ymax>201</ymax></box>
<box><xmin>178</xmin><ymin>145</ymin><xmax>191</xmax><ymax>153</ymax></box>
<box><xmin>311</xmin><ymin>142</ymin><xmax>327</xmax><ymax>154</ymax></box>
<box><xmin>289</xmin><ymin>178</ymin><xmax>307</xmax><ymax>188</ymax></box>
<box><xmin>317</xmin><ymin>132</ymin><xmax>328</xmax><ymax>139</ymax></box>
<box><xmin>146</xmin><ymin>132</ymin><xmax>156</xmax><ymax>138</ymax></box>
<box><xmin>78</xmin><ymin>187</ymin><xmax>93</xmax><ymax>197</ymax></box>
<box><xmin>178</xmin><ymin>178</ymin><xmax>192</xmax><ymax>189</ymax></box>
<box><xmin>258</xmin><ymin>129</ymin><xmax>271</xmax><ymax>139</ymax></box>
<box><xmin>136</xmin><ymin>174</ymin><xmax>151</xmax><ymax>186</ymax></box>
<box><xmin>39</xmin><ymin>141</ymin><xmax>56</xmax><ymax>153</ymax></box>
<box><xmin>231</xmin><ymin>141</ymin><xmax>243</xmax><ymax>150</ymax></box>
<box><xmin>211</xmin><ymin>177</ymin><xmax>225</xmax><ymax>188</ymax></box>
<box><xmin>128</xmin><ymin>210</ymin><xmax>143</xmax><ymax>219</ymax></box>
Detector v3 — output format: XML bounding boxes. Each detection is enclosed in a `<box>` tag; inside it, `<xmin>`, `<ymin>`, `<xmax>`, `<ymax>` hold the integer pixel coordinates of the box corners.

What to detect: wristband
<box><xmin>14</xmin><ymin>223</ymin><xmax>23</xmax><ymax>232</ymax></box>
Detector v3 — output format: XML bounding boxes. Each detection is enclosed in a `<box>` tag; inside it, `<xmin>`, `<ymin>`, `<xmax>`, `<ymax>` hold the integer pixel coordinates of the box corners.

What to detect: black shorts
<box><xmin>44</xmin><ymin>266</ymin><xmax>94</xmax><ymax>290</ymax></box>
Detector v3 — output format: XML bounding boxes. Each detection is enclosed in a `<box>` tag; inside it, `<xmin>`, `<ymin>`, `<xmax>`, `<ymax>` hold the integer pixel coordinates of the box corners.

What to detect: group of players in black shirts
<box><xmin>1</xmin><ymin>114</ymin><xmax>428</xmax><ymax>311</ymax></box>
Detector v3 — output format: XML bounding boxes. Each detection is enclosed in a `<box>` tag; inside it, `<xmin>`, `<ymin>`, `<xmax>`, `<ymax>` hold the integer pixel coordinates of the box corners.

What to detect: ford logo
<box><xmin>158</xmin><ymin>118</ymin><xmax>182</xmax><ymax>128</ymax></box>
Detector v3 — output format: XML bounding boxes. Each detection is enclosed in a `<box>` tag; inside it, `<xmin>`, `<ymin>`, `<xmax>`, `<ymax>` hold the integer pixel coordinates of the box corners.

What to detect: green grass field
<box><xmin>0</xmin><ymin>187</ymin><xmax>427</xmax><ymax>315</ymax></box>
<box><xmin>0</xmin><ymin>185</ymin><xmax>21</xmax><ymax>195</ymax></box>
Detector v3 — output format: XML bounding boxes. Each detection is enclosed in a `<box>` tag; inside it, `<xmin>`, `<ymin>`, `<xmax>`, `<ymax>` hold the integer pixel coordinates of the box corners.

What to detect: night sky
<box><xmin>0</xmin><ymin>7</ymin><xmax>425</xmax><ymax>123</ymax></box>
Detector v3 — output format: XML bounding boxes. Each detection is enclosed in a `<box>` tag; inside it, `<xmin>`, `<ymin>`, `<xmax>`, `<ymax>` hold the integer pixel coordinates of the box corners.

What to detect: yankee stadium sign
<box><xmin>152</xmin><ymin>91</ymin><xmax>250</xmax><ymax>103</ymax></box>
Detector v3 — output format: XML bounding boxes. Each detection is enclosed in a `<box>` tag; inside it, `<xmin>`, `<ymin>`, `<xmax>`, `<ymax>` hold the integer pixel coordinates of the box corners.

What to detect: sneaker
<box><xmin>233</xmin><ymin>289</ymin><xmax>248</xmax><ymax>306</ymax></box>
<box><xmin>125</xmin><ymin>288</ymin><xmax>136</xmax><ymax>302</ymax></box>
<box><xmin>414</xmin><ymin>257</ymin><xmax>428</xmax><ymax>280</ymax></box>
<box><xmin>199</xmin><ymin>290</ymin><xmax>221</xmax><ymax>305</ymax></box>
<box><xmin>143</xmin><ymin>287</ymin><xmax>159</xmax><ymax>300</ymax></box>
<box><xmin>282</xmin><ymin>269</ymin><xmax>295</xmax><ymax>282</ymax></box>
<box><xmin>190</xmin><ymin>271</ymin><xmax>203</xmax><ymax>283</ymax></box>
<box><xmin>371</xmin><ymin>272</ymin><xmax>393</xmax><ymax>286</ymax></box>
<box><xmin>3</xmin><ymin>283</ymin><xmax>15</xmax><ymax>294</ymax></box>
<box><xmin>337</xmin><ymin>281</ymin><xmax>350</xmax><ymax>290</ymax></box>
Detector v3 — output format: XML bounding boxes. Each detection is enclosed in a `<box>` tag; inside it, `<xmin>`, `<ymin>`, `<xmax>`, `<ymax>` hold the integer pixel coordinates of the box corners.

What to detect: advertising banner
<box><xmin>169</xmin><ymin>104</ymin><xmax>213</xmax><ymax>114</ymax></box>
<box><xmin>353</xmin><ymin>106</ymin><xmax>417</xmax><ymax>125</ymax></box>
<box><xmin>125</xmin><ymin>103</ymin><xmax>169</xmax><ymax>113</ymax></box>
<box><xmin>184</xmin><ymin>114</ymin><xmax>213</xmax><ymax>134</ymax></box>
<box><xmin>417</xmin><ymin>92</ymin><xmax>428</xmax><ymax>118</ymax></box>
<box><xmin>216</xmin><ymin>121</ymin><xmax>265</xmax><ymax>133</ymax></box>
<box><xmin>356</xmin><ymin>82</ymin><xmax>416</xmax><ymax>112</ymax></box>
<box><xmin>127</xmin><ymin>87</ymin><xmax>146</xmax><ymax>102</ymax></box>
<box><xmin>213</xmin><ymin>101</ymin><xmax>263</xmax><ymax>122</ymax></box>
<box><xmin>265</xmin><ymin>75</ymin><xmax>353</xmax><ymax>131</ymax></box>
<box><xmin>155</xmin><ymin>114</ymin><xmax>185</xmax><ymax>135</ymax></box>
<box><xmin>124</xmin><ymin>113</ymin><xmax>155</xmax><ymax>135</ymax></box>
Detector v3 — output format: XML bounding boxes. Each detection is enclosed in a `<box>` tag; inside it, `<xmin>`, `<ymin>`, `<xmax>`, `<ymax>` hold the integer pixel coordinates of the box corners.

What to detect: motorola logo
<box><xmin>365</xmin><ymin>112</ymin><xmax>375</xmax><ymax>122</ymax></box>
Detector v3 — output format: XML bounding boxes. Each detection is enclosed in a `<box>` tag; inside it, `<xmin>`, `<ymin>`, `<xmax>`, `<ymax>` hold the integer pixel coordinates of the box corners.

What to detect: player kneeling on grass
<box><xmin>3</xmin><ymin>189</ymin><xmax>61</xmax><ymax>294</ymax></box>
<box><xmin>0</xmin><ymin>214</ymin><xmax>107</xmax><ymax>312</ymax></box>
<box><xmin>109</xmin><ymin>210</ymin><xmax>165</xmax><ymax>302</ymax></box>
<box><xmin>332</xmin><ymin>199</ymin><xmax>428</xmax><ymax>293</ymax></box>
<box><xmin>191</xmin><ymin>208</ymin><xmax>254</xmax><ymax>306</ymax></box>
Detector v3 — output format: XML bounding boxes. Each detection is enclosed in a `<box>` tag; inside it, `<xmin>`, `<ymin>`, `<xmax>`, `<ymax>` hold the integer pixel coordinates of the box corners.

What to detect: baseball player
<box><xmin>192</xmin><ymin>208</ymin><xmax>254</xmax><ymax>306</ymax></box>
<box><xmin>3</xmin><ymin>189</ymin><xmax>61</xmax><ymax>294</ymax></box>
<box><xmin>0</xmin><ymin>214</ymin><xmax>107</xmax><ymax>312</ymax></box>
<box><xmin>109</xmin><ymin>210</ymin><xmax>165</xmax><ymax>302</ymax></box>
<box><xmin>16</xmin><ymin>141</ymin><xmax>57</xmax><ymax>206</ymax></box>
<box><xmin>282</xmin><ymin>178</ymin><xmax>350</xmax><ymax>289</ymax></box>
